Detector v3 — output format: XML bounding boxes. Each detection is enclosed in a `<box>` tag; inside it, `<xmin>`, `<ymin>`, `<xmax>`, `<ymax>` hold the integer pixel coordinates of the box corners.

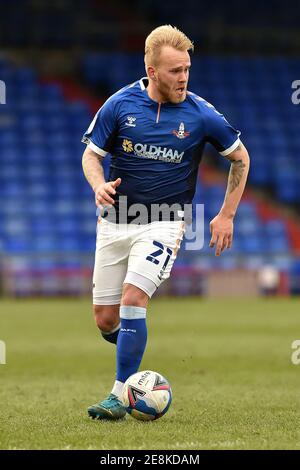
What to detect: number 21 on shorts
<box><xmin>146</xmin><ymin>241</ymin><xmax>173</xmax><ymax>280</ymax></box>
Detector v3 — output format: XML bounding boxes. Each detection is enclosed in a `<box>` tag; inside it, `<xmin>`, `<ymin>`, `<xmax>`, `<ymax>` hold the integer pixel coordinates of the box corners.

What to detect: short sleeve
<box><xmin>82</xmin><ymin>97</ymin><xmax>118</xmax><ymax>157</ymax></box>
<box><xmin>204</xmin><ymin>103</ymin><xmax>241</xmax><ymax>156</ymax></box>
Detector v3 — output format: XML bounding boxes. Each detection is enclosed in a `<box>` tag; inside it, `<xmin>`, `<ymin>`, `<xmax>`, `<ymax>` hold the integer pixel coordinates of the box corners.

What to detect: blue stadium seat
<box><xmin>4</xmin><ymin>237</ymin><xmax>34</xmax><ymax>254</ymax></box>
<box><xmin>241</xmin><ymin>238</ymin><xmax>266</xmax><ymax>254</ymax></box>
<box><xmin>264</xmin><ymin>219</ymin><xmax>287</xmax><ymax>237</ymax></box>
<box><xmin>33</xmin><ymin>236</ymin><xmax>59</xmax><ymax>253</ymax></box>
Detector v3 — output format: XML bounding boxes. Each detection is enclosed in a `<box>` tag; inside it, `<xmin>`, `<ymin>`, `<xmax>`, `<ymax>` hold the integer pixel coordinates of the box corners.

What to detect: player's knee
<box><xmin>121</xmin><ymin>284</ymin><xmax>149</xmax><ymax>307</ymax></box>
<box><xmin>93</xmin><ymin>305</ymin><xmax>119</xmax><ymax>333</ymax></box>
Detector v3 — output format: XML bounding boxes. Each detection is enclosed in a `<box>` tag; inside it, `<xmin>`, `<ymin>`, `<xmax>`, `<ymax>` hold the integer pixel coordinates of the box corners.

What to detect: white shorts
<box><xmin>93</xmin><ymin>218</ymin><xmax>185</xmax><ymax>305</ymax></box>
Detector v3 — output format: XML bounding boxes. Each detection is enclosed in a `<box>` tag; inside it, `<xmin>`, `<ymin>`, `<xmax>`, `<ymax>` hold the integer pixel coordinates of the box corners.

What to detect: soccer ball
<box><xmin>122</xmin><ymin>370</ymin><xmax>172</xmax><ymax>421</ymax></box>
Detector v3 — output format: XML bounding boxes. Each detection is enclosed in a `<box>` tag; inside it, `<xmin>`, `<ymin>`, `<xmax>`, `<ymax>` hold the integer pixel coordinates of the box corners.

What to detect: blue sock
<box><xmin>116</xmin><ymin>306</ymin><xmax>147</xmax><ymax>383</ymax></box>
<box><xmin>101</xmin><ymin>323</ymin><xmax>120</xmax><ymax>344</ymax></box>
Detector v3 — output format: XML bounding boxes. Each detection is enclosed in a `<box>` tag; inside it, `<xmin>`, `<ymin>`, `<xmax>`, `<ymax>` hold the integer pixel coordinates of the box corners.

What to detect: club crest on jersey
<box><xmin>125</xmin><ymin>116</ymin><xmax>136</xmax><ymax>127</ymax></box>
<box><xmin>172</xmin><ymin>122</ymin><xmax>190</xmax><ymax>139</ymax></box>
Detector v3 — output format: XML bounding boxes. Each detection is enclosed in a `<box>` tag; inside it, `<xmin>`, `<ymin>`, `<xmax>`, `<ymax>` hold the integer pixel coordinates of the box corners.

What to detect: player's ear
<box><xmin>147</xmin><ymin>66</ymin><xmax>156</xmax><ymax>81</ymax></box>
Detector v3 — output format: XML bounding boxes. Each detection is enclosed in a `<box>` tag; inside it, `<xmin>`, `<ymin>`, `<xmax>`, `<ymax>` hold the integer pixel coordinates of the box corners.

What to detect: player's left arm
<box><xmin>209</xmin><ymin>142</ymin><xmax>250</xmax><ymax>256</ymax></box>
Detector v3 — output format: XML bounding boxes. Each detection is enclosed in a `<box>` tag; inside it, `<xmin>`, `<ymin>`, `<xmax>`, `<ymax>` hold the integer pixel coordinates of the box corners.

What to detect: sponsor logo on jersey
<box><xmin>172</xmin><ymin>122</ymin><xmax>190</xmax><ymax>139</ymax></box>
<box><xmin>122</xmin><ymin>139</ymin><xmax>134</xmax><ymax>152</ymax></box>
<box><xmin>125</xmin><ymin>116</ymin><xmax>136</xmax><ymax>127</ymax></box>
<box><xmin>122</xmin><ymin>139</ymin><xmax>184</xmax><ymax>163</ymax></box>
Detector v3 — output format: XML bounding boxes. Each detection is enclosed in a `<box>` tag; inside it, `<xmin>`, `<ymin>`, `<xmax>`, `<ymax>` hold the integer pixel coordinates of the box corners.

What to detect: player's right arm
<box><xmin>81</xmin><ymin>95</ymin><xmax>121</xmax><ymax>207</ymax></box>
<box><xmin>82</xmin><ymin>147</ymin><xmax>121</xmax><ymax>207</ymax></box>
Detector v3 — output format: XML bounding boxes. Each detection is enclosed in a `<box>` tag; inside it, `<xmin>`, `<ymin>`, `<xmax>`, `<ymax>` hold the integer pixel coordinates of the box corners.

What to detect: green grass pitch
<box><xmin>1</xmin><ymin>297</ymin><xmax>300</xmax><ymax>450</ymax></box>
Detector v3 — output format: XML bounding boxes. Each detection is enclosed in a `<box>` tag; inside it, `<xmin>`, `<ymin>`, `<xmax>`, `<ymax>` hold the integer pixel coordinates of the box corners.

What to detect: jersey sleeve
<box><xmin>203</xmin><ymin>103</ymin><xmax>241</xmax><ymax>156</ymax></box>
<box><xmin>81</xmin><ymin>97</ymin><xmax>118</xmax><ymax>157</ymax></box>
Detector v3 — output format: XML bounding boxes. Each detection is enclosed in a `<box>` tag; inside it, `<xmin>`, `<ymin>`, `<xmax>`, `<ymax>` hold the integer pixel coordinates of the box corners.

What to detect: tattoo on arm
<box><xmin>225</xmin><ymin>153</ymin><xmax>246</xmax><ymax>193</ymax></box>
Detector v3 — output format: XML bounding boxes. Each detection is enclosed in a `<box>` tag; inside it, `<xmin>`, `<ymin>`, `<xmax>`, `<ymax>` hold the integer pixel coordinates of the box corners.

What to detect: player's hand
<box><xmin>94</xmin><ymin>178</ymin><xmax>122</xmax><ymax>208</ymax></box>
<box><xmin>209</xmin><ymin>214</ymin><xmax>233</xmax><ymax>256</ymax></box>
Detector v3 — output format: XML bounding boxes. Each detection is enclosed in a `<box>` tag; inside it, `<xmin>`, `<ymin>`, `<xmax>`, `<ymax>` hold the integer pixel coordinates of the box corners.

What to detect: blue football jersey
<box><xmin>82</xmin><ymin>77</ymin><xmax>240</xmax><ymax>217</ymax></box>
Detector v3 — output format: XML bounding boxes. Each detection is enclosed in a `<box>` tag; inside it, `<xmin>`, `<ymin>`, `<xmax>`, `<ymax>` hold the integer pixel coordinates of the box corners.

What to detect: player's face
<box><xmin>154</xmin><ymin>46</ymin><xmax>191</xmax><ymax>103</ymax></box>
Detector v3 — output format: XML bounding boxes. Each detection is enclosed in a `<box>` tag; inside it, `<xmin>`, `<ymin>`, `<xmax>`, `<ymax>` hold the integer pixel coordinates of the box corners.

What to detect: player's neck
<box><xmin>146</xmin><ymin>81</ymin><xmax>166</xmax><ymax>104</ymax></box>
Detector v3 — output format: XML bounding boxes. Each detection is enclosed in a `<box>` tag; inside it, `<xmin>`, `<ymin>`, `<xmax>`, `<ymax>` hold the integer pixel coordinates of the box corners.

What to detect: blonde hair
<box><xmin>144</xmin><ymin>25</ymin><xmax>194</xmax><ymax>68</ymax></box>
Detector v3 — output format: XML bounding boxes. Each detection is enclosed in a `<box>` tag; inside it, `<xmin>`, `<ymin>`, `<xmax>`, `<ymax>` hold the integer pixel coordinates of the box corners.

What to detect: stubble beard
<box><xmin>157</xmin><ymin>81</ymin><xmax>186</xmax><ymax>104</ymax></box>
